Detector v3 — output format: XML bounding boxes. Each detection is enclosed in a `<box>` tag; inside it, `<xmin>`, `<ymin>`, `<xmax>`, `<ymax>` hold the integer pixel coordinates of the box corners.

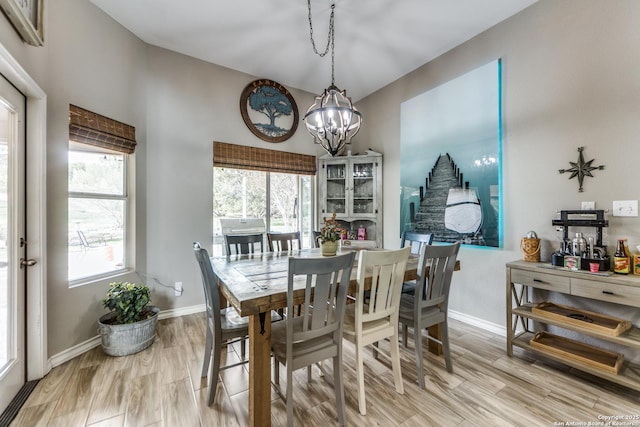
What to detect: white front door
<box><xmin>0</xmin><ymin>73</ymin><xmax>27</xmax><ymax>414</ymax></box>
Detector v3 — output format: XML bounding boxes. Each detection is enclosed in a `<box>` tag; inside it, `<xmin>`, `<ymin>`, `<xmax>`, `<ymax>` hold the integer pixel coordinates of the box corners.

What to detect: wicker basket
<box><xmin>521</xmin><ymin>237</ymin><xmax>540</xmax><ymax>262</ymax></box>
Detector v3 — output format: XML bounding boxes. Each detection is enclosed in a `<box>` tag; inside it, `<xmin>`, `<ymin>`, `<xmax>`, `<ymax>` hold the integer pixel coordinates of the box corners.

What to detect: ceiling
<box><xmin>90</xmin><ymin>0</ymin><xmax>537</xmax><ymax>102</ymax></box>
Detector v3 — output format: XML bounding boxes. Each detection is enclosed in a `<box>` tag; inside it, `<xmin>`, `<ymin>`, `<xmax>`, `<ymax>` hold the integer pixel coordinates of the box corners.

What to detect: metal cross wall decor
<box><xmin>558</xmin><ymin>147</ymin><xmax>605</xmax><ymax>192</ymax></box>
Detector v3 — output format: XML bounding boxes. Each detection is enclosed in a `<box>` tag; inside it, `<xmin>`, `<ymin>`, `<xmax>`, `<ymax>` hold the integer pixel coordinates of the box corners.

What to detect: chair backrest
<box><xmin>193</xmin><ymin>242</ymin><xmax>221</xmax><ymax>337</ymax></box>
<box><xmin>224</xmin><ymin>233</ymin><xmax>264</xmax><ymax>255</ymax></box>
<box><xmin>286</xmin><ymin>252</ymin><xmax>356</xmax><ymax>353</ymax></box>
<box><xmin>355</xmin><ymin>246</ymin><xmax>411</xmax><ymax>324</ymax></box>
<box><xmin>401</xmin><ymin>231</ymin><xmax>434</xmax><ymax>255</ymax></box>
<box><xmin>267</xmin><ymin>231</ymin><xmax>302</xmax><ymax>252</ymax></box>
<box><xmin>415</xmin><ymin>241</ymin><xmax>461</xmax><ymax>311</ymax></box>
<box><xmin>313</xmin><ymin>231</ymin><xmax>322</xmax><ymax>248</ymax></box>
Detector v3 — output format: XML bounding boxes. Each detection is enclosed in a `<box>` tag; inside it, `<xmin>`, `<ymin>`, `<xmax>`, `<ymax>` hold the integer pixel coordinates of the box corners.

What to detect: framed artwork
<box><xmin>240</xmin><ymin>79</ymin><xmax>299</xmax><ymax>143</ymax></box>
<box><xmin>400</xmin><ymin>59</ymin><xmax>502</xmax><ymax>247</ymax></box>
<box><xmin>0</xmin><ymin>0</ymin><xmax>44</xmax><ymax>46</ymax></box>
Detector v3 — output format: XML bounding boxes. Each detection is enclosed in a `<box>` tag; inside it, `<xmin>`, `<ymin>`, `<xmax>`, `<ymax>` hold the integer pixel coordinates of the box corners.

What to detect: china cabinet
<box><xmin>317</xmin><ymin>150</ymin><xmax>382</xmax><ymax>248</ymax></box>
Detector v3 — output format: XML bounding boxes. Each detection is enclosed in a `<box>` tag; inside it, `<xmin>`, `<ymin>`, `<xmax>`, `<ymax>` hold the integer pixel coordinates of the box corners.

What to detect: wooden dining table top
<box><xmin>211</xmin><ymin>247</ymin><xmax>458</xmax><ymax>317</ymax></box>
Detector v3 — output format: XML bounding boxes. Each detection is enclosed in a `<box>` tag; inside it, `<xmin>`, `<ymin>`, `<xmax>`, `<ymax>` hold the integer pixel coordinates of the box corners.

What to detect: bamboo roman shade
<box><xmin>69</xmin><ymin>104</ymin><xmax>137</xmax><ymax>154</ymax></box>
<box><xmin>214</xmin><ymin>141</ymin><xmax>316</xmax><ymax>175</ymax></box>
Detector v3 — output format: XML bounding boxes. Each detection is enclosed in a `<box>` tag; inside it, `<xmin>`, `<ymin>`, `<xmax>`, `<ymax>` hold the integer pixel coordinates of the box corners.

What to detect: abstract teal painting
<box><xmin>400</xmin><ymin>59</ymin><xmax>502</xmax><ymax>247</ymax></box>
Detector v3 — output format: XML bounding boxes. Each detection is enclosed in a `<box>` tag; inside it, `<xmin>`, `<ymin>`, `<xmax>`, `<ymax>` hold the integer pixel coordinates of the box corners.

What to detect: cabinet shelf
<box><xmin>512</xmin><ymin>305</ymin><xmax>640</xmax><ymax>348</ymax></box>
<box><xmin>530</xmin><ymin>331</ymin><xmax>623</xmax><ymax>374</ymax></box>
<box><xmin>512</xmin><ymin>332</ymin><xmax>640</xmax><ymax>390</ymax></box>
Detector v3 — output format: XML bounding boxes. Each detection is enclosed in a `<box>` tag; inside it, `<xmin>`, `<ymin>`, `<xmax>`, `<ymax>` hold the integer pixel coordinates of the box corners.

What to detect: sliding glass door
<box><xmin>213</xmin><ymin>168</ymin><xmax>314</xmax><ymax>255</ymax></box>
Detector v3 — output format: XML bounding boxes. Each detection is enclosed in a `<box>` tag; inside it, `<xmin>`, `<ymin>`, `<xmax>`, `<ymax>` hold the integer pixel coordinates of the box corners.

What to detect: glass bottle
<box><xmin>614</xmin><ymin>239</ymin><xmax>629</xmax><ymax>274</ymax></box>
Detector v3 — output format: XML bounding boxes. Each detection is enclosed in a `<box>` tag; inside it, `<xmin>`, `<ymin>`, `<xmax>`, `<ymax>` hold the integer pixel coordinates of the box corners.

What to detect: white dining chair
<box><xmin>342</xmin><ymin>246</ymin><xmax>410</xmax><ymax>415</ymax></box>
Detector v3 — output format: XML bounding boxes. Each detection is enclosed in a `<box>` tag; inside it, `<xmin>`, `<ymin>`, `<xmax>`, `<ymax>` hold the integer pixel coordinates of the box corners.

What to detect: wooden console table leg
<box><xmin>248</xmin><ymin>313</ymin><xmax>272</xmax><ymax>427</ymax></box>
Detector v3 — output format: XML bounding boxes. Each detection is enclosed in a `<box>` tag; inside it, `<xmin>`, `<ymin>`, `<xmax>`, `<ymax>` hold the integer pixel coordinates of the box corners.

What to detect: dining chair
<box><xmin>268</xmin><ymin>230</ymin><xmax>305</xmax><ymax>317</ymax></box>
<box><xmin>271</xmin><ymin>251</ymin><xmax>356</xmax><ymax>427</ymax></box>
<box><xmin>224</xmin><ymin>233</ymin><xmax>264</xmax><ymax>255</ymax></box>
<box><xmin>313</xmin><ymin>230</ymin><xmax>322</xmax><ymax>248</ymax></box>
<box><xmin>342</xmin><ymin>246</ymin><xmax>410</xmax><ymax>415</ymax></box>
<box><xmin>400</xmin><ymin>231</ymin><xmax>434</xmax><ymax>294</ymax></box>
<box><xmin>398</xmin><ymin>241</ymin><xmax>460</xmax><ymax>388</ymax></box>
<box><xmin>267</xmin><ymin>231</ymin><xmax>301</xmax><ymax>252</ymax></box>
<box><xmin>193</xmin><ymin>242</ymin><xmax>279</xmax><ymax>405</ymax></box>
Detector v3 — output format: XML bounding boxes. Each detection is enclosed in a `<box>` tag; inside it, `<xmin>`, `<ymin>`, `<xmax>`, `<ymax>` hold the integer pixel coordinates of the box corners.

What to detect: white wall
<box><xmin>0</xmin><ymin>0</ymin><xmax>319</xmax><ymax>357</ymax></box>
<box><xmin>355</xmin><ymin>0</ymin><xmax>640</xmax><ymax>329</ymax></box>
<box><xmin>42</xmin><ymin>0</ymin><xmax>148</xmax><ymax>356</ymax></box>
<box><xmin>143</xmin><ymin>46</ymin><xmax>319</xmax><ymax>310</ymax></box>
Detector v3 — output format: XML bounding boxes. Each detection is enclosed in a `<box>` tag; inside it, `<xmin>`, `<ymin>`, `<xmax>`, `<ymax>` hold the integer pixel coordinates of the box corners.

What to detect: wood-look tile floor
<box><xmin>11</xmin><ymin>313</ymin><xmax>640</xmax><ymax>426</ymax></box>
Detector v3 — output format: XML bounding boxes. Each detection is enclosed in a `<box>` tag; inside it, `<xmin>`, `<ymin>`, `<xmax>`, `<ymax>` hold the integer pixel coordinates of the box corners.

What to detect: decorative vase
<box><xmin>321</xmin><ymin>240</ymin><xmax>338</xmax><ymax>256</ymax></box>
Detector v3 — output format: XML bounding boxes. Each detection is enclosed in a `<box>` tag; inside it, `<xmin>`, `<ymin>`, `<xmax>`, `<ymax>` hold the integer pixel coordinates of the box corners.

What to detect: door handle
<box><xmin>20</xmin><ymin>258</ymin><xmax>37</xmax><ymax>269</ymax></box>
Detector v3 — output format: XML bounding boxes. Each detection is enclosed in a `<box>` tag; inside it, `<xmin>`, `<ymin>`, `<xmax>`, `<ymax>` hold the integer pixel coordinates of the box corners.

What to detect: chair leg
<box><xmin>207</xmin><ymin>342</ymin><xmax>222</xmax><ymax>405</ymax></box>
<box><xmin>442</xmin><ymin>319</ymin><xmax>453</xmax><ymax>373</ymax></box>
<box><xmin>372</xmin><ymin>340</ymin><xmax>379</xmax><ymax>360</ymax></box>
<box><xmin>201</xmin><ymin>322</ymin><xmax>212</xmax><ymax>377</ymax></box>
<box><xmin>390</xmin><ymin>329</ymin><xmax>404</xmax><ymax>395</ymax></box>
<box><xmin>334</xmin><ymin>347</ymin><xmax>347</xmax><ymax>426</ymax></box>
<box><xmin>356</xmin><ymin>340</ymin><xmax>366</xmax><ymax>415</ymax></box>
<box><xmin>414</xmin><ymin>323</ymin><xmax>425</xmax><ymax>388</ymax></box>
<box><xmin>274</xmin><ymin>358</ymin><xmax>280</xmax><ymax>385</ymax></box>
<box><xmin>402</xmin><ymin>323</ymin><xmax>408</xmax><ymax>347</ymax></box>
<box><xmin>240</xmin><ymin>338</ymin><xmax>246</xmax><ymax>361</ymax></box>
<box><xmin>286</xmin><ymin>366</ymin><xmax>294</xmax><ymax>427</ymax></box>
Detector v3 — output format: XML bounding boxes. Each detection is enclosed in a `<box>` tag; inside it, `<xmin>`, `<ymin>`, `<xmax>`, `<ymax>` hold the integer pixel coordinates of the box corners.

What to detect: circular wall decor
<box><xmin>240</xmin><ymin>79</ymin><xmax>299</xmax><ymax>143</ymax></box>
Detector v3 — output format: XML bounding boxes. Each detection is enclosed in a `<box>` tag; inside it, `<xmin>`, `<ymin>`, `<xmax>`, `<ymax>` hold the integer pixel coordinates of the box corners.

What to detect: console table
<box><xmin>506</xmin><ymin>260</ymin><xmax>640</xmax><ymax>390</ymax></box>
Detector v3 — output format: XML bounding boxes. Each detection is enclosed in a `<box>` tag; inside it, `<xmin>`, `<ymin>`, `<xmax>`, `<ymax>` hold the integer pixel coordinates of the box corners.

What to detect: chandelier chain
<box><xmin>307</xmin><ymin>1</ymin><xmax>336</xmax><ymax>85</ymax></box>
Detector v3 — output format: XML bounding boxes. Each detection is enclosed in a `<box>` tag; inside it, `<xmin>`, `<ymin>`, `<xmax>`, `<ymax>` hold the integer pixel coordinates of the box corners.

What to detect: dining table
<box><xmin>211</xmin><ymin>247</ymin><xmax>460</xmax><ymax>427</ymax></box>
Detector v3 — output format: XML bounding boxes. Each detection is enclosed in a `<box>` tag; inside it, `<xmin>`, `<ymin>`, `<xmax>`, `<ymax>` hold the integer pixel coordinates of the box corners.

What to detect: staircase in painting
<box><xmin>411</xmin><ymin>154</ymin><xmax>485</xmax><ymax>245</ymax></box>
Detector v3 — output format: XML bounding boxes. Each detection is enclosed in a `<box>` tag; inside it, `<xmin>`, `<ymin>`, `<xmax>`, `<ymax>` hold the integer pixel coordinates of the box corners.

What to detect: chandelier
<box><xmin>303</xmin><ymin>1</ymin><xmax>362</xmax><ymax>157</ymax></box>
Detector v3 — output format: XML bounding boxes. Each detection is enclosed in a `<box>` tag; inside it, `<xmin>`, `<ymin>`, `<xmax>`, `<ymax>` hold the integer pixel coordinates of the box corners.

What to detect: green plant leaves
<box><xmin>102</xmin><ymin>281</ymin><xmax>151</xmax><ymax>324</ymax></box>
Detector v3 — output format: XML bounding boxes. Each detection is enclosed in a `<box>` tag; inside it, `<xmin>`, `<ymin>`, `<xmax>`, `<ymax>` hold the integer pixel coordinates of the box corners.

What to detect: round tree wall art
<box><xmin>240</xmin><ymin>79</ymin><xmax>299</xmax><ymax>143</ymax></box>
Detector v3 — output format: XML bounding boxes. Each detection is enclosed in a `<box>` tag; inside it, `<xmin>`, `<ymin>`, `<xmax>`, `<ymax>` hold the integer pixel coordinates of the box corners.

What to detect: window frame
<box><xmin>213</xmin><ymin>166</ymin><xmax>315</xmax><ymax>255</ymax></box>
<box><xmin>67</xmin><ymin>145</ymin><xmax>134</xmax><ymax>286</ymax></box>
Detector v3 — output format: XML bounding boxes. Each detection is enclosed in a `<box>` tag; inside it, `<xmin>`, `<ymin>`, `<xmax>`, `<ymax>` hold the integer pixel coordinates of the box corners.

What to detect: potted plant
<box><xmin>319</xmin><ymin>212</ymin><xmax>343</xmax><ymax>256</ymax></box>
<box><xmin>97</xmin><ymin>281</ymin><xmax>159</xmax><ymax>356</ymax></box>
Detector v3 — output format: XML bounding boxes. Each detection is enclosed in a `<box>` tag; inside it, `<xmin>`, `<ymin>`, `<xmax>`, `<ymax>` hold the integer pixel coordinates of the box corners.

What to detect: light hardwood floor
<box><xmin>11</xmin><ymin>313</ymin><xmax>640</xmax><ymax>426</ymax></box>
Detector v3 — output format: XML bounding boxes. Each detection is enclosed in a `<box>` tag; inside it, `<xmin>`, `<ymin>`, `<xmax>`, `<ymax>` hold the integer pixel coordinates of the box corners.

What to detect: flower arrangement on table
<box><xmin>318</xmin><ymin>212</ymin><xmax>343</xmax><ymax>243</ymax></box>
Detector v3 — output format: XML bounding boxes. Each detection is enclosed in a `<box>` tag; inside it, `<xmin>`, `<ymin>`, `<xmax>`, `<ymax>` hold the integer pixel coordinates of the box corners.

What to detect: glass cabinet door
<box><xmin>318</xmin><ymin>151</ymin><xmax>383</xmax><ymax>248</ymax></box>
<box><xmin>325</xmin><ymin>163</ymin><xmax>346</xmax><ymax>215</ymax></box>
<box><xmin>351</xmin><ymin>160</ymin><xmax>375</xmax><ymax>216</ymax></box>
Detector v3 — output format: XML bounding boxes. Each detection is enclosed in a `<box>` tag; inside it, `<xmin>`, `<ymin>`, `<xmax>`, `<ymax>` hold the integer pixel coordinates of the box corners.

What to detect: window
<box><xmin>68</xmin><ymin>149</ymin><xmax>128</xmax><ymax>282</ymax></box>
<box><xmin>213</xmin><ymin>168</ymin><xmax>314</xmax><ymax>255</ymax></box>
<box><xmin>67</xmin><ymin>105</ymin><xmax>136</xmax><ymax>284</ymax></box>
<box><xmin>212</xmin><ymin>142</ymin><xmax>317</xmax><ymax>255</ymax></box>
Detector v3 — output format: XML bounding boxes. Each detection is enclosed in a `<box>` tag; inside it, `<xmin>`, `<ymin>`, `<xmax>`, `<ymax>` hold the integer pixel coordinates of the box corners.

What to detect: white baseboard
<box><xmin>48</xmin><ymin>336</ymin><xmax>102</xmax><ymax>369</ymax></box>
<box><xmin>448</xmin><ymin>309</ymin><xmax>506</xmax><ymax>337</ymax></box>
<box><xmin>158</xmin><ymin>304</ymin><xmax>205</xmax><ymax>320</ymax></box>
<box><xmin>48</xmin><ymin>305</ymin><xmax>502</xmax><ymax>369</ymax></box>
<box><xmin>48</xmin><ymin>304</ymin><xmax>206</xmax><ymax>368</ymax></box>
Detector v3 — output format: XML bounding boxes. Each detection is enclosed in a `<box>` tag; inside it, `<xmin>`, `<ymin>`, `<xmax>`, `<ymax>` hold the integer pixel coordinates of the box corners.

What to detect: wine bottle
<box><xmin>614</xmin><ymin>239</ymin><xmax>629</xmax><ymax>274</ymax></box>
